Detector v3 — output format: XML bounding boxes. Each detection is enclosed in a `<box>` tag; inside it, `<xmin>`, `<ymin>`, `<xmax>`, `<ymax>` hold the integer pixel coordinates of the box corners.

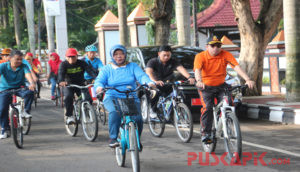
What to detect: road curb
<box><xmin>240</xmin><ymin>103</ymin><xmax>300</xmax><ymax>125</ymax></box>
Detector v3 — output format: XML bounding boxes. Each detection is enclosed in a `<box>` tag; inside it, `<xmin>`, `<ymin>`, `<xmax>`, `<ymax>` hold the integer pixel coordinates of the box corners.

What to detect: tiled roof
<box><xmin>271</xmin><ymin>30</ymin><xmax>284</xmax><ymax>42</ymax></box>
<box><xmin>195</xmin><ymin>0</ymin><xmax>260</xmax><ymax>28</ymax></box>
<box><xmin>95</xmin><ymin>10</ymin><xmax>119</xmax><ymax>28</ymax></box>
<box><xmin>127</xmin><ymin>2</ymin><xmax>148</xmax><ymax>22</ymax></box>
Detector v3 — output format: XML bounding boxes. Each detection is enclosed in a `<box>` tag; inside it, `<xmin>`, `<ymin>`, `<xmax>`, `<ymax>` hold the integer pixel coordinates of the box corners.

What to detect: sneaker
<box><xmin>22</xmin><ymin>111</ymin><xmax>32</xmax><ymax>118</ymax></box>
<box><xmin>201</xmin><ymin>134</ymin><xmax>212</xmax><ymax>144</ymax></box>
<box><xmin>149</xmin><ymin>108</ymin><xmax>157</xmax><ymax>118</ymax></box>
<box><xmin>0</xmin><ymin>132</ymin><xmax>8</xmax><ymax>139</ymax></box>
<box><xmin>51</xmin><ymin>96</ymin><xmax>56</xmax><ymax>100</ymax></box>
<box><xmin>37</xmin><ymin>95</ymin><xmax>40</xmax><ymax>98</ymax></box>
<box><xmin>139</xmin><ymin>141</ymin><xmax>143</xmax><ymax>152</ymax></box>
<box><xmin>66</xmin><ymin>116</ymin><xmax>76</xmax><ymax>125</ymax></box>
<box><xmin>109</xmin><ymin>139</ymin><xmax>120</xmax><ymax>148</ymax></box>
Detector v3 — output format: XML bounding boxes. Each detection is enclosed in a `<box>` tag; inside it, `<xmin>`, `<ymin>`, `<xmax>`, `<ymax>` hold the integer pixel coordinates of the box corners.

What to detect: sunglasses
<box><xmin>210</xmin><ymin>44</ymin><xmax>222</xmax><ymax>48</ymax></box>
<box><xmin>67</xmin><ymin>56</ymin><xmax>76</xmax><ymax>58</ymax></box>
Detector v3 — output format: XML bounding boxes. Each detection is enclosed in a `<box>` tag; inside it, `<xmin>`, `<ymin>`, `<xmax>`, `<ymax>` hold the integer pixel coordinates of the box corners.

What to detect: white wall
<box><xmin>104</xmin><ymin>31</ymin><xmax>120</xmax><ymax>63</ymax></box>
<box><xmin>137</xmin><ymin>25</ymin><xmax>148</xmax><ymax>46</ymax></box>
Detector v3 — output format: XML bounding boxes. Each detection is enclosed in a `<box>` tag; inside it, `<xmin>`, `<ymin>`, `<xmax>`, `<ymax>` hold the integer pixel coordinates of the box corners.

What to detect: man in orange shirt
<box><xmin>194</xmin><ymin>36</ymin><xmax>255</xmax><ymax>143</ymax></box>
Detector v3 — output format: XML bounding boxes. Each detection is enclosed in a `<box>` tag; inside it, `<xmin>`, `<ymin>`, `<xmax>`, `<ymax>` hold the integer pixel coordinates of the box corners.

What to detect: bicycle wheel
<box><xmin>147</xmin><ymin>107</ymin><xmax>165</xmax><ymax>137</ymax></box>
<box><xmin>223</xmin><ymin>111</ymin><xmax>242</xmax><ymax>162</ymax></box>
<box><xmin>115</xmin><ymin>132</ymin><xmax>126</xmax><ymax>167</ymax></box>
<box><xmin>96</xmin><ymin>103</ymin><xmax>106</xmax><ymax>125</ymax></box>
<box><xmin>140</xmin><ymin>94</ymin><xmax>149</xmax><ymax>123</ymax></box>
<box><xmin>22</xmin><ymin>116</ymin><xmax>31</xmax><ymax>135</ymax></box>
<box><xmin>174</xmin><ymin>103</ymin><xmax>193</xmax><ymax>143</ymax></box>
<box><xmin>10</xmin><ymin>109</ymin><xmax>23</xmax><ymax>149</ymax></box>
<box><xmin>81</xmin><ymin>103</ymin><xmax>98</xmax><ymax>142</ymax></box>
<box><xmin>65</xmin><ymin>105</ymin><xmax>78</xmax><ymax>136</ymax></box>
<box><xmin>129</xmin><ymin>122</ymin><xmax>140</xmax><ymax>172</ymax></box>
<box><xmin>201</xmin><ymin>117</ymin><xmax>217</xmax><ymax>153</ymax></box>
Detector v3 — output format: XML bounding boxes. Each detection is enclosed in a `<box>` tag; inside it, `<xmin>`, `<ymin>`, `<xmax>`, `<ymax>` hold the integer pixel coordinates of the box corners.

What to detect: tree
<box><xmin>284</xmin><ymin>0</ymin><xmax>300</xmax><ymax>101</ymax></box>
<box><xmin>231</xmin><ymin>0</ymin><xmax>283</xmax><ymax>95</ymax></box>
<box><xmin>1</xmin><ymin>0</ymin><xmax>9</xmax><ymax>29</ymax></box>
<box><xmin>25</xmin><ymin>0</ymin><xmax>35</xmax><ymax>55</ymax></box>
<box><xmin>150</xmin><ymin>0</ymin><xmax>174</xmax><ymax>45</ymax></box>
<box><xmin>13</xmin><ymin>0</ymin><xmax>21</xmax><ymax>48</ymax></box>
<box><xmin>175</xmin><ymin>0</ymin><xmax>191</xmax><ymax>46</ymax></box>
<box><xmin>117</xmin><ymin>0</ymin><xmax>129</xmax><ymax>46</ymax></box>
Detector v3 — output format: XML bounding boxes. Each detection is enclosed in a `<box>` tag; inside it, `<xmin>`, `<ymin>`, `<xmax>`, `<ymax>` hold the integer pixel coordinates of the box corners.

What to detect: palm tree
<box><xmin>25</xmin><ymin>0</ymin><xmax>35</xmax><ymax>54</ymax></box>
<box><xmin>117</xmin><ymin>0</ymin><xmax>129</xmax><ymax>46</ymax></box>
<box><xmin>175</xmin><ymin>0</ymin><xmax>191</xmax><ymax>46</ymax></box>
<box><xmin>284</xmin><ymin>0</ymin><xmax>300</xmax><ymax>101</ymax></box>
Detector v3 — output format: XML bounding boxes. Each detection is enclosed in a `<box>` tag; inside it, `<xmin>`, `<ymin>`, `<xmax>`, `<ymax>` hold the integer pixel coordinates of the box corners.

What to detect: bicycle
<box><xmin>95</xmin><ymin>94</ymin><xmax>107</xmax><ymax>125</ymax></box>
<box><xmin>2</xmin><ymin>88</ymin><xmax>32</xmax><ymax>149</ymax></box>
<box><xmin>148</xmin><ymin>80</ymin><xmax>193</xmax><ymax>143</ymax></box>
<box><xmin>52</xmin><ymin>83</ymin><xmax>62</xmax><ymax>107</ymax></box>
<box><xmin>201</xmin><ymin>85</ymin><xmax>248</xmax><ymax>162</ymax></box>
<box><xmin>98</xmin><ymin>84</ymin><xmax>148</xmax><ymax>172</ymax></box>
<box><xmin>64</xmin><ymin>84</ymin><xmax>98</xmax><ymax>142</ymax></box>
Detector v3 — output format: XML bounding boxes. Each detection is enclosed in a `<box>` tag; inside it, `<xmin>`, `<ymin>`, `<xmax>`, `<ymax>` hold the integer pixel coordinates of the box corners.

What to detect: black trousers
<box><xmin>197</xmin><ymin>83</ymin><xmax>228</xmax><ymax>135</ymax></box>
<box><xmin>150</xmin><ymin>85</ymin><xmax>173</xmax><ymax>112</ymax></box>
<box><xmin>63</xmin><ymin>87</ymin><xmax>92</xmax><ymax>117</ymax></box>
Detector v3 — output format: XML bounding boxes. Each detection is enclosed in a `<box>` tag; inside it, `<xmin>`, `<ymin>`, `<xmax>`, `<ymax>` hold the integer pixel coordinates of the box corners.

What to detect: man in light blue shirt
<box><xmin>82</xmin><ymin>45</ymin><xmax>103</xmax><ymax>83</ymax></box>
<box><xmin>0</xmin><ymin>50</ymin><xmax>35</xmax><ymax>139</ymax></box>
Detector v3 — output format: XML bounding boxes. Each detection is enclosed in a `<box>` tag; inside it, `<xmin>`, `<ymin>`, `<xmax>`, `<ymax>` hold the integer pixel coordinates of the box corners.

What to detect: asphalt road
<box><xmin>0</xmin><ymin>88</ymin><xmax>300</xmax><ymax>172</ymax></box>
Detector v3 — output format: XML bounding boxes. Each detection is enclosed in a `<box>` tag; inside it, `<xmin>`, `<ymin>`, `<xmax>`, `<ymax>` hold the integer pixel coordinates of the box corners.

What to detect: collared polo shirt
<box><xmin>194</xmin><ymin>50</ymin><xmax>239</xmax><ymax>86</ymax></box>
<box><xmin>0</xmin><ymin>62</ymin><xmax>31</xmax><ymax>91</ymax></box>
<box><xmin>146</xmin><ymin>57</ymin><xmax>181</xmax><ymax>81</ymax></box>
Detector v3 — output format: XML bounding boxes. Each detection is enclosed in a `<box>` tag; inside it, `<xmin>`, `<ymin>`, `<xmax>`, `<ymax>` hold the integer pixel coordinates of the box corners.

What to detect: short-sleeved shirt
<box><xmin>22</xmin><ymin>59</ymin><xmax>32</xmax><ymax>70</ymax></box>
<box><xmin>193</xmin><ymin>50</ymin><xmax>239</xmax><ymax>86</ymax></box>
<box><xmin>82</xmin><ymin>56</ymin><xmax>103</xmax><ymax>80</ymax></box>
<box><xmin>0</xmin><ymin>62</ymin><xmax>31</xmax><ymax>91</ymax></box>
<box><xmin>146</xmin><ymin>57</ymin><xmax>181</xmax><ymax>81</ymax></box>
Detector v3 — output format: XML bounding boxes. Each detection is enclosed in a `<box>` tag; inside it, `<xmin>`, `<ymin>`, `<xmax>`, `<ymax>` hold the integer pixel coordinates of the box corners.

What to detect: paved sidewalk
<box><xmin>240</xmin><ymin>95</ymin><xmax>300</xmax><ymax>125</ymax></box>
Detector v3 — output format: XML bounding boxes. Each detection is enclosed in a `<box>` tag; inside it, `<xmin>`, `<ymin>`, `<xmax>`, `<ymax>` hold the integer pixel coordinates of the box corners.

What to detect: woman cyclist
<box><xmin>47</xmin><ymin>52</ymin><xmax>62</xmax><ymax>100</ymax></box>
<box><xmin>94</xmin><ymin>44</ymin><xmax>155</xmax><ymax>148</ymax></box>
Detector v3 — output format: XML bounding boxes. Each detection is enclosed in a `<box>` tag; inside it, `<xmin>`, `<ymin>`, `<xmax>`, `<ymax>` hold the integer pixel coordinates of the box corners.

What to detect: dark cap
<box><xmin>207</xmin><ymin>36</ymin><xmax>222</xmax><ymax>45</ymax></box>
<box><xmin>158</xmin><ymin>45</ymin><xmax>172</xmax><ymax>52</ymax></box>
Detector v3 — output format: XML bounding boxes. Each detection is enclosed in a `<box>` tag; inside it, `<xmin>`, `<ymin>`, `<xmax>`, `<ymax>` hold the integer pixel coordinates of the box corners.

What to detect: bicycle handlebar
<box><xmin>162</xmin><ymin>80</ymin><xmax>190</xmax><ymax>86</ymax></box>
<box><xmin>66</xmin><ymin>84</ymin><xmax>94</xmax><ymax>89</ymax></box>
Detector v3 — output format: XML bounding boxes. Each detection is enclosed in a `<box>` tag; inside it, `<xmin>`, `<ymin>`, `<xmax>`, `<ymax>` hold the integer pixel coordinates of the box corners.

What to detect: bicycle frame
<box><xmin>119</xmin><ymin>115</ymin><xmax>141</xmax><ymax>155</ymax></box>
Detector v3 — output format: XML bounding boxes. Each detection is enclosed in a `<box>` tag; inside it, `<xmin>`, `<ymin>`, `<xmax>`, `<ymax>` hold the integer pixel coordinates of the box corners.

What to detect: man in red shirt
<box><xmin>194</xmin><ymin>36</ymin><xmax>255</xmax><ymax>143</ymax></box>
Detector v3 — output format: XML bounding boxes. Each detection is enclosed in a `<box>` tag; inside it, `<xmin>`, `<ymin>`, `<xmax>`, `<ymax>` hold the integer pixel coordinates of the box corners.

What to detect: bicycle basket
<box><xmin>113</xmin><ymin>98</ymin><xmax>139</xmax><ymax>116</ymax></box>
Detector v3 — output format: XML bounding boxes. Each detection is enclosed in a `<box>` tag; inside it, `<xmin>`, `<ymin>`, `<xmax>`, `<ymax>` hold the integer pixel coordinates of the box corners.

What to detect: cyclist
<box><xmin>81</xmin><ymin>45</ymin><xmax>103</xmax><ymax>84</ymax></box>
<box><xmin>58</xmin><ymin>48</ymin><xmax>97</xmax><ymax>125</ymax></box>
<box><xmin>47</xmin><ymin>52</ymin><xmax>62</xmax><ymax>100</ymax></box>
<box><xmin>145</xmin><ymin>45</ymin><xmax>195</xmax><ymax>118</ymax></box>
<box><xmin>95</xmin><ymin>44</ymin><xmax>155</xmax><ymax>148</ymax></box>
<box><xmin>25</xmin><ymin>52</ymin><xmax>42</xmax><ymax>98</ymax></box>
<box><xmin>193</xmin><ymin>36</ymin><xmax>255</xmax><ymax>143</ymax></box>
<box><xmin>0</xmin><ymin>48</ymin><xmax>11</xmax><ymax>63</ymax></box>
<box><xmin>0</xmin><ymin>50</ymin><xmax>35</xmax><ymax>139</ymax></box>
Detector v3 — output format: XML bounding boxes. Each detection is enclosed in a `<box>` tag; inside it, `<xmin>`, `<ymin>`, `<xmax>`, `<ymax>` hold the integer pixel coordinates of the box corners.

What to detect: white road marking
<box><xmin>192</xmin><ymin>128</ymin><xmax>300</xmax><ymax>158</ymax></box>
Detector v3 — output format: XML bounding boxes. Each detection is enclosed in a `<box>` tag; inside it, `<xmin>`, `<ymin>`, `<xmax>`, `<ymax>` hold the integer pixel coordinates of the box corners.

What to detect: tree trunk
<box><xmin>43</xmin><ymin>0</ymin><xmax>55</xmax><ymax>53</ymax></box>
<box><xmin>151</xmin><ymin>0</ymin><xmax>174</xmax><ymax>45</ymax></box>
<box><xmin>192</xmin><ymin>0</ymin><xmax>199</xmax><ymax>47</ymax></box>
<box><xmin>231</xmin><ymin>0</ymin><xmax>283</xmax><ymax>96</ymax></box>
<box><xmin>284</xmin><ymin>0</ymin><xmax>300</xmax><ymax>101</ymax></box>
<box><xmin>175</xmin><ymin>0</ymin><xmax>191</xmax><ymax>46</ymax></box>
<box><xmin>1</xmin><ymin>0</ymin><xmax>9</xmax><ymax>28</ymax></box>
<box><xmin>25</xmin><ymin>0</ymin><xmax>35</xmax><ymax>55</ymax></box>
<box><xmin>117</xmin><ymin>0</ymin><xmax>129</xmax><ymax>47</ymax></box>
<box><xmin>13</xmin><ymin>0</ymin><xmax>21</xmax><ymax>48</ymax></box>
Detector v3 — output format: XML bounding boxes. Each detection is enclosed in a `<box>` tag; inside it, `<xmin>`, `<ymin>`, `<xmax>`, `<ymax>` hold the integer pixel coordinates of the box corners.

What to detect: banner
<box><xmin>44</xmin><ymin>0</ymin><xmax>61</xmax><ymax>16</ymax></box>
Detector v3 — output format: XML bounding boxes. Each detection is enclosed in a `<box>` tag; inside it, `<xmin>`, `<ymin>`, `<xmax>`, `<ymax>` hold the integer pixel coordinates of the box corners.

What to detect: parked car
<box><xmin>127</xmin><ymin>46</ymin><xmax>204</xmax><ymax>122</ymax></box>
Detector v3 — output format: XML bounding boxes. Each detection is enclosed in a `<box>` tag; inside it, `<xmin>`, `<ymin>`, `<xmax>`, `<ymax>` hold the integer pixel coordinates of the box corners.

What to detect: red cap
<box><xmin>26</xmin><ymin>52</ymin><xmax>33</xmax><ymax>57</ymax></box>
<box><xmin>65</xmin><ymin>48</ymin><xmax>78</xmax><ymax>56</ymax></box>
